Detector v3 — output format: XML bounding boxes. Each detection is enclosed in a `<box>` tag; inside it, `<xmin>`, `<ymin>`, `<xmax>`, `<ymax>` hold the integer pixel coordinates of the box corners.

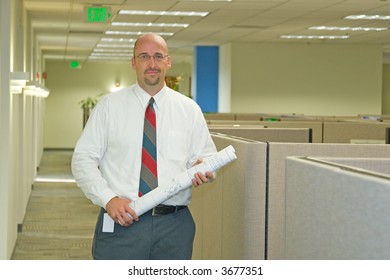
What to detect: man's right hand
<box><xmin>106</xmin><ymin>196</ymin><xmax>139</xmax><ymax>227</ymax></box>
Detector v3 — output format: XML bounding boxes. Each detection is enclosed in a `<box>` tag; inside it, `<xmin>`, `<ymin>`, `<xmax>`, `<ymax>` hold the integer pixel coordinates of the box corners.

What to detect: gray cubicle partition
<box><xmin>208</xmin><ymin>120</ymin><xmax>264</xmax><ymax>126</ymax></box>
<box><xmin>235</xmin><ymin>113</ymin><xmax>263</xmax><ymax>120</ymax></box>
<box><xmin>258</xmin><ymin>121</ymin><xmax>323</xmax><ymax>143</ymax></box>
<box><xmin>267</xmin><ymin>143</ymin><xmax>390</xmax><ymax>260</ymax></box>
<box><xmin>208</xmin><ymin>127</ymin><xmax>312</xmax><ymax>143</ymax></box>
<box><xmin>322</xmin><ymin>121</ymin><xmax>389</xmax><ymax>143</ymax></box>
<box><xmin>285</xmin><ymin>157</ymin><xmax>390</xmax><ymax>259</ymax></box>
<box><xmin>190</xmin><ymin>133</ymin><xmax>267</xmax><ymax>260</ymax></box>
<box><xmin>203</xmin><ymin>112</ymin><xmax>236</xmax><ymax>120</ymax></box>
<box><xmin>208</xmin><ymin>121</ymin><xmax>322</xmax><ymax>143</ymax></box>
<box><xmin>205</xmin><ymin>118</ymin><xmax>390</xmax><ymax>143</ymax></box>
<box><xmin>315</xmin><ymin>157</ymin><xmax>390</xmax><ymax>174</ymax></box>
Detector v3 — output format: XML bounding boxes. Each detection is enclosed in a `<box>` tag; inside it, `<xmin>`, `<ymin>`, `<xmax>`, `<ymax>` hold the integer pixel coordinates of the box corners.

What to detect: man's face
<box><xmin>131</xmin><ymin>35</ymin><xmax>171</xmax><ymax>93</ymax></box>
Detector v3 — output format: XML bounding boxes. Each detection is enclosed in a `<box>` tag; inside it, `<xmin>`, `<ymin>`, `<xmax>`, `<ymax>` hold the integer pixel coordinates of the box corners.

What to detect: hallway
<box><xmin>11</xmin><ymin>150</ymin><xmax>100</xmax><ymax>260</ymax></box>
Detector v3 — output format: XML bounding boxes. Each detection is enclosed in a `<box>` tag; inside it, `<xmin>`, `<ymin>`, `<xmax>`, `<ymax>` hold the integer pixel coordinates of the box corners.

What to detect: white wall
<box><xmin>382</xmin><ymin>64</ymin><xmax>390</xmax><ymax>114</ymax></box>
<box><xmin>223</xmin><ymin>43</ymin><xmax>383</xmax><ymax>116</ymax></box>
<box><xmin>44</xmin><ymin>61</ymin><xmax>135</xmax><ymax>149</ymax></box>
<box><xmin>218</xmin><ymin>43</ymin><xmax>231</xmax><ymax>112</ymax></box>
<box><xmin>0</xmin><ymin>0</ymin><xmax>47</xmax><ymax>259</ymax></box>
<box><xmin>0</xmin><ymin>0</ymin><xmax>13</xmax><ymax>260</ymax></box>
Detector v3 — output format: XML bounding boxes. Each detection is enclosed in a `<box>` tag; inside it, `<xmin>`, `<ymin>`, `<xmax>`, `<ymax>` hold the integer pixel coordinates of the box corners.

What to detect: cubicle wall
<box><xmin>207</xmin><ymin>120</ymin><xmax>390</xmax><ymax>144</ymax></box>
<box><xmin>258</xmin><ymin>121</ymin><xmax>322</xmax><ymax>143</ymax></box>
<box><xmin>285</xmin><ymin>157</ymin><xmax>390</xmax><ymax>259</ymax></box>
<box><xmin>315</xmin><ymin>157</ymin><xmax>390</xmax><ymax>174</ymax></box>
<box><xmin>190</xmin><ymin>133</ymin><xmax>267</xmax><ymax>260</ymax></box>
<box><xmin>204</xmin><ymin>113</ymin><xmax>236</xmax><ymax>120</ymax></box>
<box><xmin>322</xmin><ymin>122</ymin><xmax>389</xmax><ymax>143</ymax></box>
<box><xmin>235</xmin><ymin>113</ymin><xmax>263</xmax><ymax>120</ymax></box>
<box><xmin>208</xmin><ymin>121</ymin><xmax>321</xmax><ymax>142</ymax></box>
<box><xmin>267</xmin><ymin>143</ymin><xmax>390</xmax><ymax>260</ymax></box>
<box><xmin>190</xmin><ymin>123</ymin><xmax>390</xmax><ymax>259</ymax></box>
<box><xmin>205</xmin><ymin>113</ymin><xmax>390</xmax><ymax>144</ymax></box>
<box><xmin>208</xmin><ymin>127</ymin><xmax>312</xmax><ymax>143</ymax></box>
<box><xmin>208</xmin><ymin>120</ymin><xmax>263</xmax><ymax>126</ymax></box>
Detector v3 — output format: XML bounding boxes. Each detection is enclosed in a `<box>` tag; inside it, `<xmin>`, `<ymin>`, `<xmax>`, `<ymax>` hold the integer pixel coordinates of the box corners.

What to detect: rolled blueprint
<box><xmin>128</xmin><ymin>145</ymin><xmax>237</xmax><ymax>218</ymax></box>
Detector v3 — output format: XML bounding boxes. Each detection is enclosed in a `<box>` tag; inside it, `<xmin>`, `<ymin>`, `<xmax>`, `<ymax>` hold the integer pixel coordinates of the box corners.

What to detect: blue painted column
<box><xmin>193</xmin><ymin>46</ymin><xmax>219</xmax><ymax>112</ymax></box>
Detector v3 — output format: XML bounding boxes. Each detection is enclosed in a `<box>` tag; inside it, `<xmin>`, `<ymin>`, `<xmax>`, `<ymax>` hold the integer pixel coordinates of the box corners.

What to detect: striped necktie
<box><xmin>139</xmin><ymin>97</ymin><xmax>158</xmax><ymax>197</ymax></box>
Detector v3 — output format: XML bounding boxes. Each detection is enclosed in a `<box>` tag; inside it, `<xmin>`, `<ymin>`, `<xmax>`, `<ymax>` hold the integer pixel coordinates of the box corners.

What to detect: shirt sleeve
<box><xmin>71</xmin><ymin>99</ymin><xmax>117</xmax><ymax>208</ymax></box>
<box><xmin>187</xmin><ymin>104</ymin><xmax>218</xmax><ymax>169</ymax></box>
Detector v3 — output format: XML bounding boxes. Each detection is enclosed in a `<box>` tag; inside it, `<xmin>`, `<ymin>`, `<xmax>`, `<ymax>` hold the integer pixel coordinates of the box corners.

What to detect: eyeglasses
<box><xmin>136</xmin><ymin>53</ymin><xmax>168</xmax><ymax>62</ymax></box>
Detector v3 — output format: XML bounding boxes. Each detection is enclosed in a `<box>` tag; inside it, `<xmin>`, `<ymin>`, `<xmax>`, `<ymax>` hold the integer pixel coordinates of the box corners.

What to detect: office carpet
<box><xmin>11</xmin><ymin>150</ymin><xmax>100</xmax><ymax>260</ymax></box>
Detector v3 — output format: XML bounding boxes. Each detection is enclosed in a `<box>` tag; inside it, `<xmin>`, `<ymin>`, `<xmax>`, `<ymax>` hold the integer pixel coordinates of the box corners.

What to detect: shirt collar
<box><xmin>134</xmin><ymin>83</ymin><xmax>168</xmax><ymax>110</ymax></box>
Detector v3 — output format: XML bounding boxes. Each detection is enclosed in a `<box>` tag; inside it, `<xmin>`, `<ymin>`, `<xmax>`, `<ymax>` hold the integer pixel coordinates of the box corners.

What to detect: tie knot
<box><xmin>147</xmin><ymin>98</ymin><xmax>155</xmax><ymax>113</ymax></box>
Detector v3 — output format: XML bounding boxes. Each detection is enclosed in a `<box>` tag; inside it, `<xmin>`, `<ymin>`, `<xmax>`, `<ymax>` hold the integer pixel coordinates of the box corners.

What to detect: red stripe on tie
<box><xmin>142</xmin><ymin>148</ymin><xmax>158</xmax><ymax>177</ymax></box>
<box><xmin>145</xmin><ymin>106</ymin><xmax>156</xmax><ymax>128</ymax></box>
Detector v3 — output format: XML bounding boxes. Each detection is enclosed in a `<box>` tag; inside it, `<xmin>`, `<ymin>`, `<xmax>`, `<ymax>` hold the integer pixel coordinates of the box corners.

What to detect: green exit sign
<box><xmin>69</xmin><ymin>61</ymin><xmax>81</xmax><ymax>69</ymax></box>
<box><xmin>85</xmin><ymin>6</ymin><xmax>111</xmax><ymax>23</ymax></box>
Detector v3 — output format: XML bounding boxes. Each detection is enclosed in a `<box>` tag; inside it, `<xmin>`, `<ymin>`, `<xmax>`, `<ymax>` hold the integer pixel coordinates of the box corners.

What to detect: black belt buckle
<box><xmin>152</xmin><ymin>206</ymin><xmax>163</xmax><ymax>216</ymax></box>
<box><xmin>152</xmin><ymin>205</ymin><xmax>185</xmax><ymax>216</ymax></box>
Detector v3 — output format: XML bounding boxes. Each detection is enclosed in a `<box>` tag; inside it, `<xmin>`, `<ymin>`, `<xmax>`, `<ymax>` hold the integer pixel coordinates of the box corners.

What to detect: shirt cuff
<box><xmin>100</xmin><ymin>189</ymin><xmax>119</xmax><ymax>209</ymax></box>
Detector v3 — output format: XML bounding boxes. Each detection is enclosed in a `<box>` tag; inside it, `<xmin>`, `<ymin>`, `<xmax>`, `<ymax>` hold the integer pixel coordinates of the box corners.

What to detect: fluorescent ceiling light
<box><xmin>90</xmin><ymin>53</ymin><xmax>132</xmax><ymax>57</ymax></box>
<box><xmin>310</xmin><ymin>26</ymin><xmax>388</xmax><ymax>31</ymax></box>
<box><xmin>187</xmin><ymin>0</ymin><xmax>232</xmax><ymax>2</ymax></box>
<box><xmin>97</xmin><ymin>44</ymin><xmax>133</xmax><ymax>48</ymax></box>
<box><xmin>89</xmin><ymin>56</ymin><xmax>130</xmax><ymax>60</ymax></box>
<box><xmin>345</xmin><ymin>15</ymin><xmax>390</xmax><ymax>20</ymax></box>
<box><xmin>119</xmin><ymin>10</ymin><xmax>208</xmax><ymax>17</ymax></box>
<box><xmin>93</xmin><ymin>48</ymin><xmax>132</xmax><ymax>53</ymax></box>
<box><xmin>280</xmin><ymin>35</ymin><xmax>350</xmax><ymax>40</ymax></box>
<box><xmin>91</xmin><ymin>48</ymin><xmax>133</xmax><ymax>61</ymax></box>
<box><xmin>112</xmin><ymin>22</ymin><xmax>189</xmax><ymax>28</ymax></box>
<box><xmin>106</xmin><ymin>31</ymin><xmax>174</xmax><ymax>36</ymax></box>
<box><xmin>100</xmin><ymin>38</ymin><xmax>136</xmax><ymax>43</ymax></box>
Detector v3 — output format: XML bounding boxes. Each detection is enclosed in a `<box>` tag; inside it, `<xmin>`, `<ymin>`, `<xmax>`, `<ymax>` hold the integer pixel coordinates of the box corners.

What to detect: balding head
<box><xmin>133</xmin><ymin>33</ymin><xmax>168</xmax><ymax>55</ymax></box>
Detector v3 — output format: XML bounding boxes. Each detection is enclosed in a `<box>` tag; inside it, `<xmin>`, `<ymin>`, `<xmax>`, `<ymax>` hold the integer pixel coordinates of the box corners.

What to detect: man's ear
<box><xmin>166</xmin><ymin>56</ymin><xmax>172</xmax><ymax>69</ymax></box>
<box><xmin>131</xmin><ymin>56</ymin><xmax>136</xmax><ymax>69</ymax></box>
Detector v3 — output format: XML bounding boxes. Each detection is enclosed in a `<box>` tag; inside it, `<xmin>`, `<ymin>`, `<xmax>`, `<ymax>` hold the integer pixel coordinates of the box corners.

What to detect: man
<box><xmin>71</xmin><ymin>33</ymin><xmax>217</xmax><ymax>260</ymax></box>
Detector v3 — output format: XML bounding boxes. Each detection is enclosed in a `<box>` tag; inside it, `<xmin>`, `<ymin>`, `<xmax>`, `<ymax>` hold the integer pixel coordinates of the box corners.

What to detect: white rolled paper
<box><xmin>128</xmin><ymin>145</ymin><xmax>237</xmax><ymax>218</ymax></box>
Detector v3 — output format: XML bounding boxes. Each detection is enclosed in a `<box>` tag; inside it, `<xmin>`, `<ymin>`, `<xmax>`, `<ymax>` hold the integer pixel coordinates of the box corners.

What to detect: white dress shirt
<box><xmin>71</xmin><ymin>83</ymin><xmax>217</xmax><ymax>209</ymax></box>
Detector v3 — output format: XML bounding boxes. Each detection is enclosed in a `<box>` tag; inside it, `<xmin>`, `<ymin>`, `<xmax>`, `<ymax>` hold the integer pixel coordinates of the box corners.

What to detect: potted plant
<box><xmin>79</xmin><ymin>96</ymin><xmax>98</xmax><ymax>128</ymax></box>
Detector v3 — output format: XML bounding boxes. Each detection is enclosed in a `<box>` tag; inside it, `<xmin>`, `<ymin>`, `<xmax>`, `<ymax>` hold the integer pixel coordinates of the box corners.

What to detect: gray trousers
<box><xmin>92</xmin><ymin>207</ymin><xmax>196</xmax><ymax>260</ymax></box>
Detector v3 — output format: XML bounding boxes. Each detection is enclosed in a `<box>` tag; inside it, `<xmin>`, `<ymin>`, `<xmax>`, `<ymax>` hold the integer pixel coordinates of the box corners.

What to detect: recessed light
<box><xmin>105</xmin><ymin>31</ymin><xmax>174</xmax><ymax>36</ymax></box>
<box><xmin>97</xmin><ymin>44</ymin><xmax>134</xmax><ymax>48</ymax></box>
<box><xmin>112</xmin><ymin>22</ymin><xmax>189</xmax><ymax>28</ymax></box>
<box><xmin>280</xmin><ymin>35</ymin><xmax>350</xmax><ymax>40</ymax></box>
<box><xmin>119</xmin><ymin>10</ymin><xmax>208</xmax><ymax>17</ymax></box>
<box><xmin>93</xmin><ymin>49</ymin><xmax>132</xmax><ymax>53</ymax></box>
<box><xmin>310</xmin><ymin>26</ymin><xmax>388</xmax><ymax>32</ymax></box>
<box><xmin>186</xmin><ymin>0</ymin><xmax>232</xmax><ymax>2</ymax></box>
<box><xmin>345</xmin><ymin>15</ymin><xmax>390</xmax><ymax>20</ymax></box>
<box><xmin>90</xmin><ymin>53</ymin><xmax>132</xmax><ymax>57</ymax></box>
<box><xmin>89</xmin><ymin>56</ymin><xmax>129</xmax><ymax>60</ymax></box>
<box><xmin>100</xmin><ymin>38</ymin><xmax>136</xmax><ymax>43</ymax></box>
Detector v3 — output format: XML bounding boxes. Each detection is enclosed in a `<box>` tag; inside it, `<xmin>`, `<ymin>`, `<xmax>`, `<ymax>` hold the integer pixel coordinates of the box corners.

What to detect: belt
<box><xmin>151</xmin><ymin>205</ymin><xmax>187</xmax><ymax>216</ymax></box>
